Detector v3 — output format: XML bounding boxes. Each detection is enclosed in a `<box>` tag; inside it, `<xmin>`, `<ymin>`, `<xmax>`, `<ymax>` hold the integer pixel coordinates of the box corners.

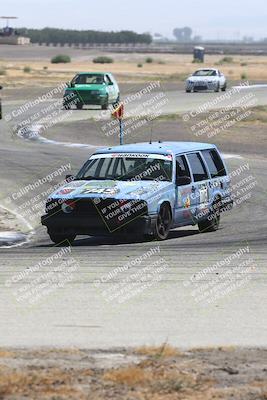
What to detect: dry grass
<box><xmin>0</xmin><ymin>367</ymin><xmax>85</xmax><ymax>399</ymax></box>
<box><xmin>135</xmin><ymin>343</ymin><xmax>181</xmax><ymax>358</ymax></box>
<box><xmin>0</xmin><ymin>347</ymin><xmax>267</xmax><ymax>399</ymax></box>
<box><xmin>30</xmin><ymin>347</ymin><xmax>84</xmax><ymax>357</ymax></box>
<box><xmin>1</xmin><ymin>53</ymin><xmax>267</xmax><ymax>87</ymax></box>
<box><xmin>103</xmin><ymin>365</ymin><xmax>152</xmax><ymax>385</ymax></box>
<box><xmin>0</xmin><ymin>349</ymin><xmax>16</xmax><ymax>358</ymax></box>
<box><xmin>103</xmin><ymin>359</ymin><xmax>214</xmax><ymax>399</ymax></box>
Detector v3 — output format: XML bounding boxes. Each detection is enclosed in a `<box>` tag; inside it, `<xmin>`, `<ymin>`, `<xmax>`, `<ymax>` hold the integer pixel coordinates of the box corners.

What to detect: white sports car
<box><xmin>185</xmin><ymin>68</ymin><xmax>227</xmax><ymax>93</ymax></box>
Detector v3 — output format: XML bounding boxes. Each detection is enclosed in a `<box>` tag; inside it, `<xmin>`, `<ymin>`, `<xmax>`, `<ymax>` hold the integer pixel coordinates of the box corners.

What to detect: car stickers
<box><xmin>57</xmin><ymin>188</ymin><xmax>75</xmax><ymax>195</ymax></box>
<box><xmin>90</xmin><ymin>153</ymin><xmax>173</xmax><ymax>161</ymax></box>
<box><xmin>198</xmin><ymin>182</ymin><xmax>209</xmax><ymax>204</ymax></box>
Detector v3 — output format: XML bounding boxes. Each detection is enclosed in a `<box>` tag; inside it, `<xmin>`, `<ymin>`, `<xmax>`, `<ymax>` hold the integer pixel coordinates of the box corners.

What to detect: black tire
<box><xmin>76</xmin><ymin>102</ymin><xmax>83</xmax><ymax>110</ymax></box>
<box><xmin>186</xmin><ymin>89</ymin><xmax>191</xmax><ymax>93</ymax></box>
<box><xmin>215</xmin><ymin>82</ymin><xmax>220</xmax><ymax>92</ymax></box>
<box><xmin>101</xmin><ymin>103</ymin><xmax>108</xmax><ymax>110</ymax></box>
<box><xmin>221</xmin><ymin>83</ymin><xmax>227</xmax><ymax>91</ymax></box>
<box><xmin>63</xmin><ymin>101</ymin><xmax>71</xmax><ymax>110</ymax></box>
<box><xmin>198</xmin><ymin>200</ymin><xmax>221</xmax><ymax>233</ymax></box>
<box><xmin>49</xmin><ymin>233</ymin><xmax>76</xmax><ymax>245</ymax></box>
<box><xmin>153</xmin><ymin>204</ymin><xmax>172</xmax><ymax>240</ymax></box>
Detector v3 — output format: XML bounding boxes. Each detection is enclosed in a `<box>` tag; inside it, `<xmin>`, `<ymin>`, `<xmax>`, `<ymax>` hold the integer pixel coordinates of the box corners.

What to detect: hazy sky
<box><xmin>1</xmin><ymin>0</ymin><xmax>267</xmax><ymax>40</ymax></box>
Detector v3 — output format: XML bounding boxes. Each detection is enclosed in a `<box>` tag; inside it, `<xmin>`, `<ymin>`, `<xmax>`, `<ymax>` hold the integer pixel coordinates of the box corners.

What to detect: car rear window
<box><xmin>202</xmin><ymin>149</ymin><xmax>226</xmax><ymax>178</ymax></box>
<box><xmin>186</xmin><ymin>153</ymin><xmax>209</xmax><ymax>182</ymax></box>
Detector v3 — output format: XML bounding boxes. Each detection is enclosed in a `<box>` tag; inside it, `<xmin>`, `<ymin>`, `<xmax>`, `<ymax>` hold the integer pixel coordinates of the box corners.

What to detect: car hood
<box><xmin>66</xmin><ymin>84</ymin><xmax>106</xmax><ymax>91</ymax></box>
<box><xmin>50</xmin><ymin>179</ymin><xmax>173</xmax><ymax>202</ymax></box>
<box><xmin>187</xmin><ymin>76</ymin><xmax>218</xmax><ymax>82</ymax></box>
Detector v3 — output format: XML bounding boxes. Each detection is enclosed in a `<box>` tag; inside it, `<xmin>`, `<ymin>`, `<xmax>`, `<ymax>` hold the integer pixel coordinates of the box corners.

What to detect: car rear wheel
<box><xmin>153</xmin><ymin>204</ymin><xmax>172</xmax><ymax>240</ymax></box>
<box><xmin>76</xmin><ymin>102</ymin><xmax>83</xmax><ymax>110</ymax></box>
<box><xmin>186</xmin><ymin>89</ymin><xmax>191</xmax><ymax>93</ymax></box>
<box><xmin>198</xmin><ymin>200</ymin><xmax>221</xmax><ymax>233</ymax></box>
<box><xmin>49</xmin><ymin>232</ymin><xmax>76</xmax><ymax>245</ymax></box>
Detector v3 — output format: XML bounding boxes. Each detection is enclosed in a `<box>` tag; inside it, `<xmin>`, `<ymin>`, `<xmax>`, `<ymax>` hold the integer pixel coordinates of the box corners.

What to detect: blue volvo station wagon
<box><xmin>41</xmin><ymin>141</ymin><xmax>233</xmax><ymax>244</ymax></box>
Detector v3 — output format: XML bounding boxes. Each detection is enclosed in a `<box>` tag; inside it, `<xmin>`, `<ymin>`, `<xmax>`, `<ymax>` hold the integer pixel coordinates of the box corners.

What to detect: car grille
<box><xmin>45</xmin><ymin>198</ymin><xmax>148</xmax><ymax>231</ymax></box>
<box><xmin>194</xmin><ymin>84</ymin><xmax>207</xmax><ymax>90</ymax></box>
<box><xmin>75</xmin><ymin>90</ymin><xmax>101</xmax><ymax>100</ymax></box>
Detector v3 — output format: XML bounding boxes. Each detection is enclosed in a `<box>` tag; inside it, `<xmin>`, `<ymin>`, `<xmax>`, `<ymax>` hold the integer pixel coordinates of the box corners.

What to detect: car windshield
<box><xmin>193</xmin><ymin>70</ymin><xmax>217</xmax><ymax>76</ymax></box>
<box><xmin>73</xmin><ymin>74</ymin><xmax>105</xmax><ymax>85</ymax></box>
<box><xmin>76</xmin><ymin>154</ymin><xmax>173</xmax><ymax>182</ymax></box>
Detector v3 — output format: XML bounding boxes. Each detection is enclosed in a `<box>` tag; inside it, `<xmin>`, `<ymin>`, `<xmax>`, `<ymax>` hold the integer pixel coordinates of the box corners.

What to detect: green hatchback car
<box><xmin>63</xmin><ymin>72</ymin><xmax>120</xmax><ymax>110</ymax></box>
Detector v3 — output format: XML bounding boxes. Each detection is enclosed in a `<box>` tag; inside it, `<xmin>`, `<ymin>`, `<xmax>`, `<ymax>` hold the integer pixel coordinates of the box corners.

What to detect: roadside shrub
<box><xmin>241</xmin><ymin>72</ymin><xmax>248</xmax><ymax>80</ymax></box>
<box><xmin>240</xmin><ymin>62</ymin><xmax>248</xmax><ymax>66</ymax></box>
<box><xmin>23</xmin><ymin>66</ymin><xmax>31</xmax><ymax>73</ymax></box>
<box><xmin>0</xmin><ymin>67</ymin><xmax>6</xmax><ymax>75</ymax></box>
<box><xmin>43</xmin><ymin>66</ymin><xmax>48</xmax><ymax>70</ymax></box>
<box><xmin>93</xmin><ymin>56</ymin><xmax>114</xmax><ymax>64</ymax></box>
<box><xmin>158</xmin><ymin>60</ymin><xmax>166</xmax><ymax>64</ymax></box>
<box><xmin>137</xmin><ymin>63</ymin><xmax>143</xmax><ymax>68</ymax></box>
<box><xmin>192</xmin><ymin>58</ymin><xmax>203</xmax><ymax>63</ymax></box>
<box><xmin>218</xmin><ymin>56</ymin><xmax>234</xmax><ymax>64</ymax></box>
<box><xmin>145</xmin><ymin>57</ymin><xmax>153</xmax><ymax>63</ymax></box>
<box><xmin>51</xmin><ymin>54</ymin><xmax>71</xmax><ymax>64</ymax></box>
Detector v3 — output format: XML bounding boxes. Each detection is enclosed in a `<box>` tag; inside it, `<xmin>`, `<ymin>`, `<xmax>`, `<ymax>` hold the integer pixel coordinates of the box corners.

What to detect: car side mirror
<box><xmin>108</xmin><ymin>81</ymin><xmax>114</xmax><ymax>85</ymax></box>
<box><xmin>176</xmin><ymin>176</ymin><xmax>191</xmax><ymax>186</ymax></box>
<box><xmin>70</xmin><ymin>81</ymin><xmax>75</xmax><ymax>88</ymax></box>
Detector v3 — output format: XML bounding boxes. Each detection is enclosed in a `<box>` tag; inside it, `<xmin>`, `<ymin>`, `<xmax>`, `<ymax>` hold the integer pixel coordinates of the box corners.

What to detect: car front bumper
<box><xmin>186</xmin><ymin>81</ymin><xmax>218</xmax><ymax>91</ymax></box>
<box><xmin>63</xmin><ymin>92</ymin><xmax>108</xmax><ymax>106</ymax></box>
<box><xmin>41</xmin><ymin>213</ymin><xmax>157</xmax><ymax>236</ymax></box>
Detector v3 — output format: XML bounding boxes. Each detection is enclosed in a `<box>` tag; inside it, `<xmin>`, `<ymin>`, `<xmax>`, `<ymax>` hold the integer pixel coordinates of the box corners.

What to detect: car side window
<box><xmin>202</xmin><ymin>149</ymin><xmax>226</xmax><ymax>178</ymax></box>
<box><xmin>186</xmin><ymin>153</ymin><xmax>209</xmax><ymax>182</ymax></box>
<box><xmin>176</xmin><ymin>155</ymin><xmax>191</xmax><ymax>179</ymax></box>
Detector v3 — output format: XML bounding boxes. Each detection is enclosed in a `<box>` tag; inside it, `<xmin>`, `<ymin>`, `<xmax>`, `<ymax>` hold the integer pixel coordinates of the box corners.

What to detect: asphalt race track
<box><xmin>0</xmin><ymin>85</ymin><xmax>266</xmax><ymax>349</ymax></box>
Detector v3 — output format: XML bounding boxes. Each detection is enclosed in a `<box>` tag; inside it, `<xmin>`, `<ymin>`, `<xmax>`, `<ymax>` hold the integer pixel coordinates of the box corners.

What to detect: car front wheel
<box><xmin>63</xmin><ymin>100</ymin><xmax>71</xmax><ymax>110</ymax></box>
<box><xmin>215</xmin><ymin>82</ymin><xmax>220</xmax><ymax>92</ymax></box>
<box><xmin>153</xmin><ymin>204</ymin><xmax>172</xmax><ymax>240</ymax></box>
<box><xmin>221</xmin><ymin>83</ymin><xmax>227</xmax><ymax>91</ymax></box>
<box><xmin>101</xmin><ymin>96</ymin><xmax>109</xmax><ymax>110</ymax></box>
<box><xmin>49</xmin><ymin>232</ymin><xmax>76</xmax><ymax>245</ymax></box>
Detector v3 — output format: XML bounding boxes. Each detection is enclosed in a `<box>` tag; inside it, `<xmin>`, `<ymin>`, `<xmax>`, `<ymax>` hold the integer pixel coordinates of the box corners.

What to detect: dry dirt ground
<box><xmin>0</xmin><ymin>346</ymin><xmax>266</xmax><ymax>400</ymax></box>
<box><xmin>1</xmin><ymin>49</ymin><xmax>267</xmax><ymax>86</ymax></box>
